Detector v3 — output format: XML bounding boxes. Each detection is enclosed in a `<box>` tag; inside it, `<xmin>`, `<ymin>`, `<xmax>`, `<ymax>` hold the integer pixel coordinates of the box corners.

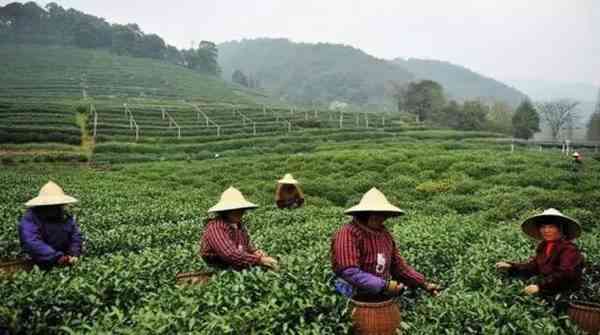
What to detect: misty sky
<box><xmin>4</xmin><ymin>0</ymin><xmax>600</xmax><ymax>86</ymax></box>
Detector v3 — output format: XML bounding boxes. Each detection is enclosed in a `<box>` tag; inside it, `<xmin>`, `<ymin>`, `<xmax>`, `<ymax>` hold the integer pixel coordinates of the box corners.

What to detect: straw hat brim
<box><xmin>207</xmin><ymin>201</ymin><xmax>258</xmax><ymax>213</ymax></box>
<box><xmin>278</xmin><ymin>178</ymin><xmax>299</xmax><ymax>185</ymax></box>
<box><xmin>521</xmin><ymin>213</ymin><xmax>581</xmax><ymax>240</ymax></box>
<box><xmin>25</xmin><ymin>195</ymin><xmax>78</xmax><ymax>208</ymax></box>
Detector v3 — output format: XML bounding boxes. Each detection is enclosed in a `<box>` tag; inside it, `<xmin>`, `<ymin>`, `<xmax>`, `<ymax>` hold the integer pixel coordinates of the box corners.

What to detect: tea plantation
<box><xmin>1</xmin><ymin>139</ymin><xmax>599</xmax><ymax>334</ymax></box>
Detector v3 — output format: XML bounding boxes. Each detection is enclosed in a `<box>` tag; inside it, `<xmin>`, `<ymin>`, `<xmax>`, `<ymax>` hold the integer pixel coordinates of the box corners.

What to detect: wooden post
<box><xmin>511</xmin><ymin>139</ymin><xmax>515</xmax><ymax>153</ymax></box>
<box><xmin>382</xmin><ymin>115</ymin><xmax>385</xmax><ymax>127</ymax></box>
<box><xmin>129</xmin><ymin>115</ymin><xmax>133</xmax><ymax>129</ymax></box>
<box><xmin>365</xmin><ymin>113</ymin><xmax>369</xmax><ymax>128</ymax></box>
<box><xmin>539</xmin><ymin>145</ymin><xmax>542</xmax><ymax>152</ymax></box>
<box><xmin>356</xmin><ymin>113</ymin><xmax>359</xmax><ymax>127</ymax></box>
<box><xmin>339</xmin><ymin>111</ymin><xmax>343</xmax><ymax>129</ymax></box>
<box><xmin>288</xmin><ymin>121</ymin><xmax>292</xmax><ymax>132</ymax></box>
<box><xmin>93</xmin><ymin>111</ymin><xmax>97</xmax><ymax>138</ymax></box>
<box><xmin>162</xmin><ymin>108</ymin><xmax>166</xmax><ymax>120</ymax></box>
<box><xmin>178</xmin><ymin>127</ymin><xmax>181</xmax><ymax>139</ymax></box>
<box><xmin>135</xmin><ymin>125</ymin><xmax>139</xmax><ymax>141</ymax></box>
<box><xmin>314</xmin><ymin>108</ymin><xmax>317</xmax><ymax>118</ymax></box>
<box><xmin>253</xmin><ymin>122</ymin><xmax>256</xmax><ymax>136</ymax></box>
<box><xmin>217</xmin><ymin>125</ymin><xmax>221</xmax><ymax>137</ymax></box>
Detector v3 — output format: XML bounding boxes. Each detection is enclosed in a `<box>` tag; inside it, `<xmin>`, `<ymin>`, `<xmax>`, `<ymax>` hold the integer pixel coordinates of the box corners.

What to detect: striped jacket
<box><xmin>331</xmin><ymin>222</ymin><xmax>426</xmax><ymax>288</ymax></box>
<box><xmin>200</xmin><ymin>218</ymin><xmax>261</xmax><ymax>270</ymax></box>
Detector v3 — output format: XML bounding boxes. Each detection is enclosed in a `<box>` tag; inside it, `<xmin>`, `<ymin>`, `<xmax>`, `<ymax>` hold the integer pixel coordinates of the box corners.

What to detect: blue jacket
<box><xmin>18</xmin><ymin>209</ymin><xmax>83</xmax><ymax>267</ymax></box>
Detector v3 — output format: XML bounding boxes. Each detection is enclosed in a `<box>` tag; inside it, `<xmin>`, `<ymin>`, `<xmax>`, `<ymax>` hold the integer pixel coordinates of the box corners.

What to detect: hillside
<box><xmin>0</xmin><ymin>44</ymin><xmax>263</xmax><ymax>103</ymax></box>
<box><xmin>393</xmin><ymin>58</ymin><xmax>529</xmax><ymax>107</ymax></box>
<box><xmin>218</xmin><ymin>38</ymin><xmax>414</xmax><ymax>106</ymax></box>
<box><xmin>218</xmin><ymin>38</ymin><xmax>528</xmax><ymax>108</ymax></box>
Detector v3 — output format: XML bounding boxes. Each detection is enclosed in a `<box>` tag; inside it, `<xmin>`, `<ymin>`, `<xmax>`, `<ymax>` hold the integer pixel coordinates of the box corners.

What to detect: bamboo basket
<box><xmin>175</xmin><ymin>270</ymin><xmax>214</xmax><ymax>286</ymax></box>
<box><xmin>568</xmin><ymin>301</ymin><xmax>600</xmax><ymax>334</ymax></box>
<box><xmin>350</xmin><ymin>298</ymin><xmax>401</xmax><ymax>335</ymax></box>
<box><xmin>0</xmin><ymin>258</ymin><xmax>33</xmax><ymax>277</ymax></box>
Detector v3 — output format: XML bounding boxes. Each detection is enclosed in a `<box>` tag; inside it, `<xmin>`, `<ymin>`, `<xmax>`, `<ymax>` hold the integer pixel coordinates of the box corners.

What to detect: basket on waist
<box><xmin>568</xmin><ymin>300</ymin><xmax>600</xmax><ymax>335</ymax></box>
<box><xmin>175</xmin><ymin>270</ymin><xmax>215</xmax><ymax>286</ymax></box>
<box><xmin>0</xmin><ymin>258</ymin><xmax>33</xmax><ymax>277</ymax></box>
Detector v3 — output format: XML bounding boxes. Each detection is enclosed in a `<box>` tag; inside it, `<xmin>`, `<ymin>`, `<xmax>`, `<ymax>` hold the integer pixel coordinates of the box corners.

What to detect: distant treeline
<box><xmin>0</xmin><ymin>2</ymin><xmax>220</xmax><ymax>75</ymax></box>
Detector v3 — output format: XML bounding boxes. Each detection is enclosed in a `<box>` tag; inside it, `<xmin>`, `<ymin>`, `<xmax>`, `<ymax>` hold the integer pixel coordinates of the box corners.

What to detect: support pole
<box><xmin>253</xmin><ymin>122</ymin><xmax>256</xmax><ymax>136</ymax></box>
<box><xmin>339</xmin><ymin>111</ymin><xmax>343</xmax><ymax>129</ymax></box>
<box><xmin>93</xmin><ymin>110</ymin><xmax>97</xmax><ymax>138</ymax></box>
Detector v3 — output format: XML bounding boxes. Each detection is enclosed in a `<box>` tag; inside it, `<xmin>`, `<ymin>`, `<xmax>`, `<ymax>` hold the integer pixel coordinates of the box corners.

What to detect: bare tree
<box><xmin>536</xmin><ymin>99</ymin><xmax>580</xmax><ymax>140</ymax></box>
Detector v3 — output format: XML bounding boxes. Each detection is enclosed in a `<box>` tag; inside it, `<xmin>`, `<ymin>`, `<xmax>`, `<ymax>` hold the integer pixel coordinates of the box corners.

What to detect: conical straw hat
<box><xmin>345</xmin><ymin>187</ymin><xmax>405</xmax><ymax>217</ymax></box>
<box><xmin>25</xmin><ymin>181</ymin><xmax>78</xmax><ymax>208</ymax></box>
<box><xmin>521</xmin><ymin>208</ymin><xmax>581</xmax><ymax>240</ymax></box>
<box><xmin>572</xmin><ymin>152</ymin><xmax>580</xmax><ymax>157</ymax></box>
<box><xmin>278</xmin><ymin>173</ymin><xmax>299</xmax><ymax>185</ymax></box>
<box><xmin>208</xmin><ymin>186</ymin><xmax>258</xmax><ymax>213</ymax></box>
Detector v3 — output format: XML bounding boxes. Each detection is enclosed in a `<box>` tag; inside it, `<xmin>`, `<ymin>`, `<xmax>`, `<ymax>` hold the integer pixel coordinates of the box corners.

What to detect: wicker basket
<box><xmin>350</xmin><ymin>298</ymin><xmax>401</xmax><ymax>335</ymax></box>
<box><xmin>568</xmin><ymin>301</ymin><xmax>600</xmax><ymax>334</ymax></box>
<box><xmin>0</xmin><ymin>259</ymin><xmax>33</xmax><ymax>277</ymax></box>
<box><xmin>175</xmin><ymin>270</ymin><xmax>214</xmax><ymax>286</ymax></box>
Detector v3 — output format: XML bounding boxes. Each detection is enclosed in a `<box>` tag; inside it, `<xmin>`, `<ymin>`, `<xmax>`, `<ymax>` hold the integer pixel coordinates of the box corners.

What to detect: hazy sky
<box><xmin>4</xmin><ymin>0</ymin><xmax>600</xmax><ymax>86</ymax></box>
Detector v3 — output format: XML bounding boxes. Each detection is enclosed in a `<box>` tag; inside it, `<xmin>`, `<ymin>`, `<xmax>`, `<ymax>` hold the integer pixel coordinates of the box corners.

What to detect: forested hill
<box><xmin>219</xmin><ymin>38</ymin><xmax>528</xmax><ymax>107</ymax></box>
<box><xmin>393</xmin><ymin>58</ymin><xmax>528</xmax><ymax>107</ymax></box>
<box><xmin>218</xmin><ymin>38</ymin><xmax>414</xmax><ymax>106</ymax></box>
<box><xmin>0</xmin><ymin>2</ymin><xmax>220</xmax><ymax>75</ymax></box>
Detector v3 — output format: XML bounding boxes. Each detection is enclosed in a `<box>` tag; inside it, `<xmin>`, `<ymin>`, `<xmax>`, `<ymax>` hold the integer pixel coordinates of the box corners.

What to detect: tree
<box><xmin>512</xmin><ymin>100</ymin><xmax>540</xmax><ymax>139</ymax></box>
<box><xmin>232</xmin><ymin>69</ymin><xmax>249</xmax><ymax>87</ymax></box>
<box><xmin>587</xmin><ymin>89</ymin><xmax>600</xmax><ymax>141</ymax></box>
<box><xmin>536</xmin><ymin>99</ymin><xmax>580</xmax><ymax>140</ymax></box>
<box><xmin>183</xmin><ymin>41</ymin><xmax>221</xmax><ymax>76</ymax></box>
<box><xmin>487</xmin><ymin>101</ymin><xmax>514</xmax><ymax>134</ymax></box>
<box><xmin>434</xmin><ymin>100</ymin><xmax>461</xmax><ymax>128</ymax></box>
<box><xmin>134</xmin><ymin>34</ymin><xmax>166</xmax><ymax>59</ymax></box>
<box><xmin>165</xmin><ymin>45</ymin><xmax>185</xmax><ymax>66</ymax></box>
<box><xmin>455</xmin><ymin>100</ymin><xmax>487</xmax><ymax>130</ymax></box>
<box><xmin>395</xmin><ymin>80</ymin><xmax>445</xmax><ymax>123</ymax></box>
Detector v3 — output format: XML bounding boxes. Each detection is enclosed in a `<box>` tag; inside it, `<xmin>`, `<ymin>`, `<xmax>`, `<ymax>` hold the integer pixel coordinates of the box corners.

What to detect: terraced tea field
<box><xmin>1</xmin><ymin>140</ymin><xmax>599</xmax><ymax>334</ymax></box>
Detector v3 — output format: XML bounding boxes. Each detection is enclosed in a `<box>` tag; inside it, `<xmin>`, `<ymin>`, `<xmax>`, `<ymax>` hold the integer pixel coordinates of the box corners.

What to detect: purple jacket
<box><xmin>18</xmin><ymin>209</ymin><xmax>83</xmax><ymax>267</ymax></box>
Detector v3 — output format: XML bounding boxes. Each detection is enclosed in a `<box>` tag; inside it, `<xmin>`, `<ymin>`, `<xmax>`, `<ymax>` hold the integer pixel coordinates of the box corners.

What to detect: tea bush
<box><xmin>0</xmin><ymin>140</ymin><xmax>598</xmax><ymax>334</ymax></box>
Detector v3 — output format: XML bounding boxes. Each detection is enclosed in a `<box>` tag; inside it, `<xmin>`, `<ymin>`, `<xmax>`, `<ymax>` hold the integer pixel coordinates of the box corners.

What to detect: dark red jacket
<box><xmin>509</xmin><ymin>239</ymin><xmax>584</xmax><ymax>294</ymax></box>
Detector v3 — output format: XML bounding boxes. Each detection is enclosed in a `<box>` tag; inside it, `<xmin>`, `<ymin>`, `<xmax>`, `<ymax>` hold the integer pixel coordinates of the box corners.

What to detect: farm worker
<box><xmin>331</xmin><ymin>188</ymin><xmax>441</xmax><ymax>301</ymax></box>
<box><xmin>18</xmin><ymin>181</ymin><xmax>83</xmax><ymax>270</ymax></box>
<box><xmin>496</xmin><ymin>208</ymin><xmax>584</xmax><ymax>296</ymax></box>
<box><xmin>572</xmin><ymin>152</ymin><xmax>582</xmax><ymax>164</ymax></box>
<box><xmin>200</xmin><ymin>186</ymin><xmax>279</xmax><ymax>271</ymax></box>
<box><xmin>275</xmin><ymin>173</ymin><xmax>304</xmax><ymax>209</ymax></box>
